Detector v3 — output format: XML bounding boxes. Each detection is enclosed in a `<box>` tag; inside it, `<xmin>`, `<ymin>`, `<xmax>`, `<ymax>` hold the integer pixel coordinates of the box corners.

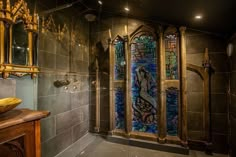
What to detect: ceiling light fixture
<box><xmin>124</xmin><ymin>7</ymin><xmax>130</xmax><ymax>12</ymax></box>
<box><xmin>98</xmin><ymin>0</ymin><xmax>103</xmax><ymax>5</ymax></box>
<box><xmin>195</xmin><ymin>15</ymin><xmax>202</xmax><ymax>19</ymax></box>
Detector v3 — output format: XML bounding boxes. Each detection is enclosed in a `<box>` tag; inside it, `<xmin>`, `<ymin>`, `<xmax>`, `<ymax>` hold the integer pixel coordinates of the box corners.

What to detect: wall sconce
<box><xmin>227</xmin><ymin>43</ymin><xmax>234</xmax><ymax>57</ymax></box>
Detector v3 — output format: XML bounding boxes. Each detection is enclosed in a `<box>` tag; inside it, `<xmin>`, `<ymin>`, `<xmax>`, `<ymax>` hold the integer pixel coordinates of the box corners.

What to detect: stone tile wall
<box><xmin>230</xmin><ymin>35</ymin><xmax>236</xmax><ymax>157</ymax></box>
<box><xmin>37</xmin><ymin>7</ymin><xmax>92</xmax><ymax>157</ymax></box>
<box><xmin>186</xmin><ymin>30</ymin><xmax>228</xmax><ymax>153</ymax></box>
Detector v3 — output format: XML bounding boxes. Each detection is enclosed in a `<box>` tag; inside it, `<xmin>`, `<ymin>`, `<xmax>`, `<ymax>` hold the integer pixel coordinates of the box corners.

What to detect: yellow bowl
<box><xmin>0</xmin><ymin>97</ymin><xmax>22</xmax><ymax>114</ymax></box>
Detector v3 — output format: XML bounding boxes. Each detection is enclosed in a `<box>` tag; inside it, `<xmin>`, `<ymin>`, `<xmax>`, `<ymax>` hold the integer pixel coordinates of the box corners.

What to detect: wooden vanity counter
<box><xmin>0</xmin><ymin>109</ymin><xmax>50</xmax><ymax>157</ymax></box>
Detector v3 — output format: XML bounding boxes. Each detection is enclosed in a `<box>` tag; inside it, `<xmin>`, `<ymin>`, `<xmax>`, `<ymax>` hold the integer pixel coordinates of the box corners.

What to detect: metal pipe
<box><xmin>40</xmin><ymin>0</ymin><xmax>86</xmax><ymax>15</ymax></box>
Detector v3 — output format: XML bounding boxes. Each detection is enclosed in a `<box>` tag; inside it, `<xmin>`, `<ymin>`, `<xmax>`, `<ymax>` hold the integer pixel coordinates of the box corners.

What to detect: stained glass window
<box><xmin>166</xmin><ymin>87</ymin><xmax>178</xmax><ymax>136</ymax></box>
<box><xmin>114</xmin><ymin>39</ymin><xmax>125</xmax><ymax>80</ymax></box>
<box><xmin>165</xmin><ymin>34</ymin><xmax>178</xmax><ymax>79</ymax></box>
<box><xmin>131</xmin><ymin>35</ymin><xmax>158</xmax><ymax>134</ymax></box>
<box><xmin>115</xmin><ymin>87</ymin><xmax>125</xmax><ymax>130</ymax></box>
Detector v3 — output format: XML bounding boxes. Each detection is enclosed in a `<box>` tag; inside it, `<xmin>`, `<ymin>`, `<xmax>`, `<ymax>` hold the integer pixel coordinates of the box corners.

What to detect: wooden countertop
<box><xmin>0</xmin><ymin>109</ymin><xmax>50</xmax><ymax>130</ymax></box>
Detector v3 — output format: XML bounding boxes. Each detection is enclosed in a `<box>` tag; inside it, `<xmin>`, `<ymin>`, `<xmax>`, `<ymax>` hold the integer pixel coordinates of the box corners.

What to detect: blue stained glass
<box><xmin>165</xmin><ymin>34</ymin><xmax>178</xmax><ymax>80</ymax></box>
<box><xmin>115</xmin><ymin>87</ymin><xmax>125</xmax><ymax>130</ymax></box>
<box><xmin>166</xmin><ymin>88</ymin><xmax>178</xmax><ymax>136</ymax></box>
<box><xmin>131</xmin><ymin>35</ymin><xmax>158</xmax><ymax>134</ymax></box>
<box><xmin>114</xmin><ymin>40</ymin><xmax>125</xmax><ymax>80</ymax></box>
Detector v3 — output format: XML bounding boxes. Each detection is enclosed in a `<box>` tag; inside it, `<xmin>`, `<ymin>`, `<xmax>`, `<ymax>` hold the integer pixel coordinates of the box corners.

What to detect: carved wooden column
<box><xmin>124</xmin><ymin>35</ymin><xmax>131</xmax><ymax>135</ymax></box>
<box><xmin>179</xmin><ymin>26</ymin><xmax>188</xmax><ymax>146</ymax></box>
<box><xmin>28</xmin><ymin>31</ymin><xmax>33</xmax><ymax>66</ymax></box>
<box><xmin>158</xmin><ymin>26</ymin><xmax>166</xmax><ymax>143</ymax></box>
<box><xmin>0</xmin><ymin>1</ymin><xmax>4</xmax><ymax>65</ymax></box>
<box><xmin>108</xmin><ymin>38</ymin><xmax>114</xmax><ymax>133</ymax></box>
<box><xmin>9</xmin><ymin>25</ymin><xmax>12</xmax><ymax>64</ymax></box>
<box><xmin>94</xmin><ymin>58</ymin><xmax>101</xmax><ymax>132</ymax></box>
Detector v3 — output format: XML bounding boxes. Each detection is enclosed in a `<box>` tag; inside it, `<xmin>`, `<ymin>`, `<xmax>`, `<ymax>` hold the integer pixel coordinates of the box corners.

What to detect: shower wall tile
<box><xmin>188</xmin><ymin>131</ymin><xmax>205</xmax><ymax>141</ymax></box>
<box><xmin>211</xmin><ymin>73</ymin><xmax>229</xmax><ymax>93</ymax></box>
<box><xmin>38</xmin><ymin>51</ymin><xmax>56</xmax><ymax>69</ymax></box>
<box><xmin>186</xmin><ymin>53</ymin><xmax>204</xmax><ymax>66</ymax></box>
<box><xmin>212</xmin><ymin>133</ymin><xmax>228</xmax><ymax>154</ymax></box>
<box><xmin>210</xmin><ymin>53</ymin><xmax>228</xmax><ymax>72</ymax></box>
<box><xmin>71</xmin><ymin>92</ymin><xmax>83</xmax><ymax>109</ymax></box>
<box><xmin>81</xmin><ymin>91</ymin><xmax>90</xmax><ymax>105</ymax></box>
<box><xmin>187</xmin><ymin>92</ymin><xmax>204</xmax><ymax>112</ymax></box>
<box><xmin>230</xmin><ymin>95</ymin><xmax>236</xmax><ymax>117</ymax></box>
<box><xmin>41</xmin><ymin>116</ymin><xmax>56</xmax><ymax>143</ymax></box>
<box><xmin>41</xmin><ymin>129</ymin><xmax>72</xmax><ymax>157</ymax></box>
<box><xmin>211</xmin><ymin>94</ymin><xmax>227</xmax><ymax>113</ymax></box>
<box><xmin>232</xmin><ymin>53</ymin><xmax>236</xmax><ymax>71</ymax></box>
<box><xmin>230</xmin><ymin>38</ymin><xmax>236</xmax><ymax>157</ymax></box>
<box><xmin>28</xmin><ymin>1</ymin><xmax>92</xmax><ymax>156</ymax></box>
<box><xmin>39</xmin><ymin>93</ymin><xmax>71</xmax><ymax>114</ymax></box>
<box><xmin>187</xmin><ymin>71</ymin><xmax>204</xmax><ymax>92</ymax></box>
<box><xmin>38</xmin><ymin>73</ymin><xmax>56</xmax><ymax>97</ymax></box>
<box><xmin>72</xmin><ymin>120</ymin><xmax>89</xmax><ymax>143</ymax></box>
<box><xmin>211</xmin><ymin>113</ymin><xmax>228</xmax><ymax>134</ymax></box>
<box><xmin>56</xmin><ymin>105</ymin><xmax>89</xmax><ymax>134</ymax></box>
<box><xmin>230</xmin><ymin>115</ymin><xmax>236</xmax><ymax>156</ymax></box>
<box><xmin>56</xmin><ymin>40</ymin><xmax>70</xmax><ymax>56</ymax></box>
<box><xmin>42</xmin><ymin>33</ymin><xmax>57</xmax><ymax>54</ymax></box>
<box><xmin>55</xmin><ymin>133</ymin><xmax>95</xmax><ymax>157</ymax></box>
<box><xmin>186</xmin><ymin>34</ymin><xmax>210</xmax><ymax>54</ymax></box>
<box><xmin>56</xmin><ymin>55</ymin><xmax>70</xmax><ymax>72</ymax></box>
<box><xmin>231</xmin><ymin>72</ymin><xmax>236</xmax><ymax>93</ymax></box>
<box><xmin>187</xmin><ymin>112</ymin><xmax>203</xmax><ymax>131</ymax></box>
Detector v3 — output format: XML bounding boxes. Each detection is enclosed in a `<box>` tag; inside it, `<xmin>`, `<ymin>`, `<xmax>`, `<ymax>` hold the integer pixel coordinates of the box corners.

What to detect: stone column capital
<box><xmin>179</xmin><ymin>26</ymin><xmax>187</xmax><ymax>33</ymax></box>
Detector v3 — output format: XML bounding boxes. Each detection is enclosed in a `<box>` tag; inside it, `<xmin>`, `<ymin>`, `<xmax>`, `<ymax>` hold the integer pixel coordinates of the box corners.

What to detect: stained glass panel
<box><xmin>114</xmin><ymin>39</ymin><xmax>125</xmax><ymax>80</ymax></box>
<box><xmin>115</xmin><ymin>87</ymin><xmax>125</xmax><ymax>130</ymax></box>
<box><xmin>166</xmin><ymin>87</ymin><xmax>178</xmax><ymax>136</ymax></box>
<box><xmin>165</xmin><ymin>34</ymin><xmax>178</xmax><ymax>79</ymax></box>
<box><xmin>131</xmin><ymin>35</ymin><xmax>158</xmax><ymax>134</ymax></box>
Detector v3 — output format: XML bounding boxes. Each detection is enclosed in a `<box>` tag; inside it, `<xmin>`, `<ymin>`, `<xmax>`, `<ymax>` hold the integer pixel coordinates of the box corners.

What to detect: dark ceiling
<box><xmin>37</xmin><ymin>0</ymin><xmax>236</xmax><ymax>36</ymax></box>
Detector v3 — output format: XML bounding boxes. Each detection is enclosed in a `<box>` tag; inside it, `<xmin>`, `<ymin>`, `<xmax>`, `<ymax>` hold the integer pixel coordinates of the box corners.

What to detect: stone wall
<box><xmin>37</xmin><ymin>6</ymin><xmax>92</xmax><ymax>157</ymax></box>
<box><xmin>230</xmin><ymin>35</ymin><xmax>236</xmax><ymax>157</ymax></box>
<box><xmin>186</xmin><ymin>30</ymin><xmax>228</xmax><ymax>153</ymax></box>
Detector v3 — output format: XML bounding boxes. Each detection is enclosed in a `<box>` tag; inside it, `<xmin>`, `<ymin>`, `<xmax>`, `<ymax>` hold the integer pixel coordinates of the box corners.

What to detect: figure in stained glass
<box><xmin>131</xmin><ymin>34</ymin><xmax>158</xmax><ymax>134</ymax></box>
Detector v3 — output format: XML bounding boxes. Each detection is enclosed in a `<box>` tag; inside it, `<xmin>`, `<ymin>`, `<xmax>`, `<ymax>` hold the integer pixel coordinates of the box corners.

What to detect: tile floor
<box><xmin>76</xmin><ymin>137</ymin><xmax>228</xmax><ymax>157</ymax></box>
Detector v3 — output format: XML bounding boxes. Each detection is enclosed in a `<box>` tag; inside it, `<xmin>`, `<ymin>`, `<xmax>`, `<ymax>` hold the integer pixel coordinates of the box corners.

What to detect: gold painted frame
<box><xmin>0</xmin><ymin>0</ymin><xmax>39</xmax><ymax>79</ymax></box>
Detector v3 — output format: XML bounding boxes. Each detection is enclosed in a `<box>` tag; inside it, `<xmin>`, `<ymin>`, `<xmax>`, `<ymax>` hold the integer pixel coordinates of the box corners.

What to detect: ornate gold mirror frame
<box><xmin>0</xmin><ymin>0</ymin><xmax>39</xmax><ymax>79</ymax></box>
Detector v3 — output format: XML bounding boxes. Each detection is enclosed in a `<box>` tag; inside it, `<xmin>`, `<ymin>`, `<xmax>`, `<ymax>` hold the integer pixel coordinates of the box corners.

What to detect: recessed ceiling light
<box><xmin>195</xmin><ymin>15</ymin><xmax>202</xmax><ymax>19</ymax></box>
<box><xmin>124</xmin><ymin>7</ymin><xmax>130</xmax><ymax>12</ymax></box>
<box><xmin>98</xmin><ymin>0</ymin><xmax>103</xmax><ymax>5</ymax></box>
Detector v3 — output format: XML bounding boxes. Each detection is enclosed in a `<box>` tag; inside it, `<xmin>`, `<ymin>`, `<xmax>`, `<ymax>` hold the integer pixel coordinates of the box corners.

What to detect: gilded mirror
<box><xmin>0</xmin><ymin>0</ymin><xmax>39</xmax><ymax>78</ymax></box>
<box><xmin>12</xmin><ymin>20</ymin><xmax>28</xmax><ymax>65</ymax></box>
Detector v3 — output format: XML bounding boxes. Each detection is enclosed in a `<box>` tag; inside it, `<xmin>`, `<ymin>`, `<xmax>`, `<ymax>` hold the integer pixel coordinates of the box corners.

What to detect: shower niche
<box><xmin>95</xmin><ymin>25</ymin><xmax>188</xmax><ymax>147</ymax></box>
